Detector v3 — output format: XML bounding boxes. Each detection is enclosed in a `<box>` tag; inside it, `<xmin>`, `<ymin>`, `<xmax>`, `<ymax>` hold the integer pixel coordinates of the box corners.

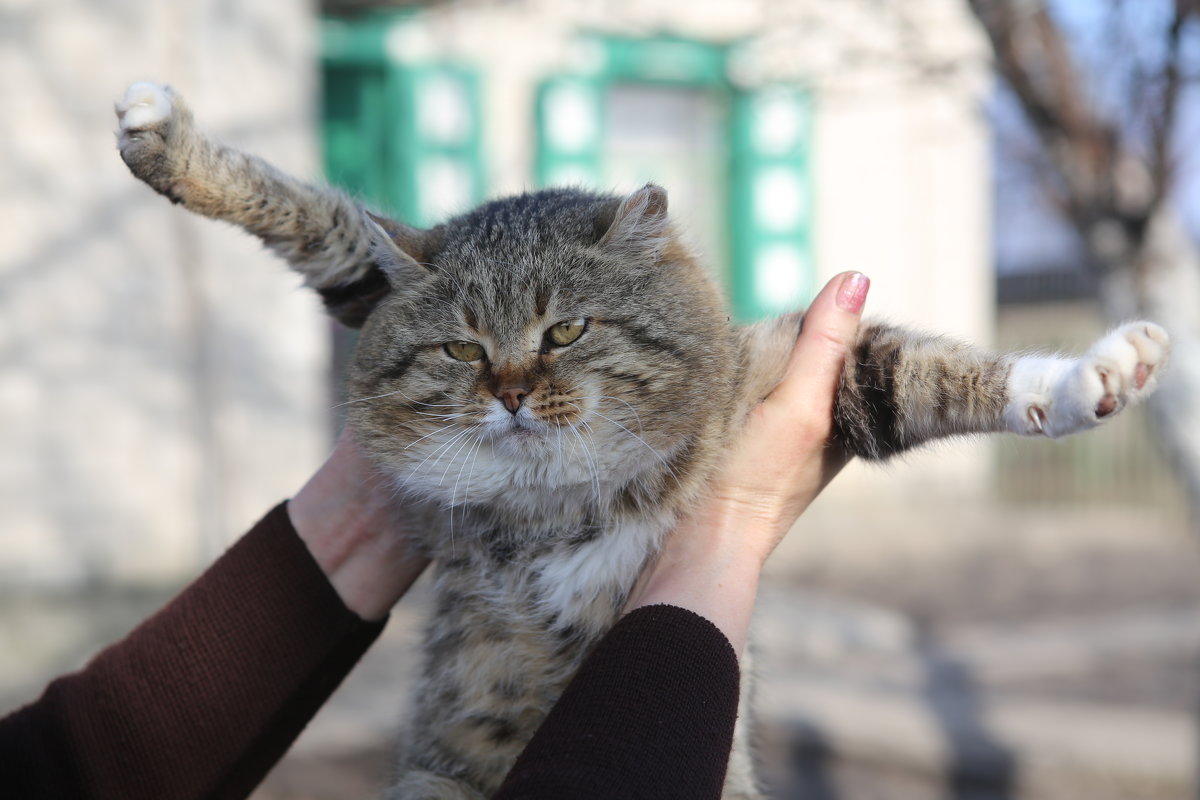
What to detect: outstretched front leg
<box><xmin>115</xmin><ymin>82</ymin><xmax>409</xmax><ymax>325</ymax></box>
<box><xmin>835</xmin><ymin>321</ymin><xmax>1170</xmax><ymax>459</ymax></box>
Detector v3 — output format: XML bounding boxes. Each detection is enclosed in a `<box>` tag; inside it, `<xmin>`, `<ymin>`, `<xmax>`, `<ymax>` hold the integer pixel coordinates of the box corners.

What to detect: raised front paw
<box><xmin>116</xmin><ymin>81</ymin><xmax>175</xmax><ymax>133</ymax></box>
<box><xmin>115</xmin><ymin>82</ymin><xmax>189</xmax><ymax>191</ymax></box>
<box><xmin>1085</xmin><ymin>322</ymin><xmax>1170</xmax><ymax>418</ymax></box>
<box><xmin>1006</xmin><ymin>322</ymin><xmax>1170</xmax><ymax>438</ymax></box>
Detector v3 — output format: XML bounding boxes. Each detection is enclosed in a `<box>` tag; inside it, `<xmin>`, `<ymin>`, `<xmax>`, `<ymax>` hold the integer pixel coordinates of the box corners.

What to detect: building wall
<box><xmin>0</xmin><ymin>0</ymin><xmax>328</xmax><ymax>587</ymax></box>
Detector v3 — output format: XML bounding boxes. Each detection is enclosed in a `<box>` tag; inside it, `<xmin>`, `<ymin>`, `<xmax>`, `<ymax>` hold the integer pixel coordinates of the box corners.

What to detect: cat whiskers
<box><xmin>448</xmin><ymin>431</ymin><xmax>487</xmax><ymax>552</ymax></box>
<box><xmin>394</xmin><ymin>422</ymin><xmax>482</xmax><ymax>495</ymax></box>
<box><xmin>332</xmin><ymin>388</ymin><xmax>410</xmax><ymax>409</ymax></box>
<box><xmin>404</xmin><ymin>420</ymin><xmax>472</xmax><ymax>450</ymax></box>
<box><xmin>575</xmin><ymin>394</ymin><xmax>647</xmax><ymax>437</ymax></box>
<box><xmin>415</xmin><ymin>409</ymin><xmax>474</xmax><ymax>422</ymax></box>
<box><xmin>563</xmin><ymin>417</ymin><xmax>602</xmax><ymax>508</ymax></box>
<box><xmin>334</xmin><ymin>386</ymin><xmax>459</xmax><ymax>411</ymax></box>
<box><xmin>441</xmin><ymin>425</ymin><xmax>485</xmax><ymax>553</ymax></box>
<box><xmin>571</xmin><ymin>402</ymin><xmax>679</xmax><ymax>487</ymax></box>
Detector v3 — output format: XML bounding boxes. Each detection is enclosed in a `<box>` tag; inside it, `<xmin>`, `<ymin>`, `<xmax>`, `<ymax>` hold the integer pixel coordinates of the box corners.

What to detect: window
<box><xmin>322</xmin><ymin>17</ymin><xmax>813</xmax><ymax>321</ymax></box>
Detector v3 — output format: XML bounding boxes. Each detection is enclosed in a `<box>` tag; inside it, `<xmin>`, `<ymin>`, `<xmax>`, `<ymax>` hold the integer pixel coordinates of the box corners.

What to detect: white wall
<box><xmin>0</xmin><ymin>0</ymin><xmax>328</xmax><ymax>587</ymax></box>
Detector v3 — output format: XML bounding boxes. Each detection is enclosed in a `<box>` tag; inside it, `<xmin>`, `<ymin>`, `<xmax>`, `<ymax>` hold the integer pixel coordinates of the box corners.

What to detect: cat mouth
<box><xmin>504</xmin><ymin>411</ymin><xmax>547</xmax><ymax>436</ymax></box>
<box><xmin>488</xmin><ymin>402</ymin><xmax>582</xmax><ymax>440</ymax></box>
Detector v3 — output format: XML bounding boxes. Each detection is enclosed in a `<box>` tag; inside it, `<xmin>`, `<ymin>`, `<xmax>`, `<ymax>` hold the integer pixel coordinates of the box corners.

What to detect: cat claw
<box><xmin>1094</xmin><ymin>365</ymin><xmax>1119</xmax><ymax>417</ymax></box>
<box><xmin>1027</xmin><ymin>405</ymin><xmax>1046</xmax><ymax>434</ymax></box>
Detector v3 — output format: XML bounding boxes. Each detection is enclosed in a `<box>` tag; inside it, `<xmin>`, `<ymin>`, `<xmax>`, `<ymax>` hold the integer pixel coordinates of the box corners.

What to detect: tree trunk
<box><xmin>1095</xmin><ymin>206</ymin><xmax>1200</xmax><ymax>532</ymax></box>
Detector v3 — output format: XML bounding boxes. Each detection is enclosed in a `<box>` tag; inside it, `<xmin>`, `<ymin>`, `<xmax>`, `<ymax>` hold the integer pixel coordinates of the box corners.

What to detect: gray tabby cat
<box><xmin>115</xmin><ymin>82</ymin><xmax>1169</xmax><ymax>799</ymax></box>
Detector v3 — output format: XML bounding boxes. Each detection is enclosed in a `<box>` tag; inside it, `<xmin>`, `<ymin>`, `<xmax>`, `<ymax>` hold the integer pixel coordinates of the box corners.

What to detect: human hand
<box><xmin>288</xmin><ymin>426</ymin><xmax>429</xmax><ymax>620</ymax></box>
<box><xmin>700</xmin><ymin>270</ymin><xmax>868</xmax><ymax>566</ymax></box>
<box><xmin>624</xmin><ymin>271</ymin><xmax>869</xmax><ymax>653</ymax></box>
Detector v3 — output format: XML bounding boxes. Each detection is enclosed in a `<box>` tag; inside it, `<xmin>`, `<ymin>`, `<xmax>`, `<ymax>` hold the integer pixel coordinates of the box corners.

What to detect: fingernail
<box><xmin>837</xmin><ymin>272</ymin><xmax>870</xmax><ymax>313</ymax></box>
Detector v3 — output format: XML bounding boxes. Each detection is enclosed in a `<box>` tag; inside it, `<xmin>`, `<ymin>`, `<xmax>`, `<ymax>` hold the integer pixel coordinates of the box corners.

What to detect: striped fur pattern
<box><xmin>116</xmin><ymin>82</ymin><xmax>1170</xmax><ymax>800</ymax></box>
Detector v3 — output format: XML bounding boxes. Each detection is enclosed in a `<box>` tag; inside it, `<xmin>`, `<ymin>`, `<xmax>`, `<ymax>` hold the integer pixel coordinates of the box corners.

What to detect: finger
<box><xmin>771</xmin><ymin>271</ymin><xmax>868</xmax><ymax>413</ymax></box>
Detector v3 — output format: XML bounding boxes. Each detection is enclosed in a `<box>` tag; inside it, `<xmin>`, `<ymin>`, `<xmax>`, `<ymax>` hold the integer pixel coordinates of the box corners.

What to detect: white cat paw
<box><xmin>116</xmin><ymin>81</ymin><xmax>174</xmax><ymax>134</ymax></box>
<box><xmin>116</xmin><ymin>82</ymin><xmax>192</xmax><ymax>187</ymax></box>
<box><xmin>1005</xmin><ymin>322</ymin><xmax>1170</xmax><ymax>438</ymax></box>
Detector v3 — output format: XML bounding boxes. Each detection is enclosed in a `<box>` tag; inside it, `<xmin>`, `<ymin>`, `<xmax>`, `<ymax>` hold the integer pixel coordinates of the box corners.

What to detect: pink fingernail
<box><xmin>837</xmin><ymin>272</ymin><xmax>869</xmax><ymax>313</ymax></box>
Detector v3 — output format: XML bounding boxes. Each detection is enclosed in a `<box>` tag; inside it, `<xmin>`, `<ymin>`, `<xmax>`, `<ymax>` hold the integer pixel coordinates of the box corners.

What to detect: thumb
<box><xmin>770</xmin><ymin>271</ymin><xmax>869</xmax><ymax>413</ymax></box>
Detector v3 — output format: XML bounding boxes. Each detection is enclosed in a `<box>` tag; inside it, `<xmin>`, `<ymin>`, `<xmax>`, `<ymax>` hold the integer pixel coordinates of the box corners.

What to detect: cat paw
<box><xmin>116</xmin><ymin>82</ymin><xmax>190</xmax><ymax>188</ymax></box>
<box><xmin>116</xmin><ymin>81</ymin><xmax>174</xmax><ymax>132</ymax></box>
<box><xmin>1005</xmin><ymin>322</ymin><xmax>1170</xmax><ymax>438</ymax></box>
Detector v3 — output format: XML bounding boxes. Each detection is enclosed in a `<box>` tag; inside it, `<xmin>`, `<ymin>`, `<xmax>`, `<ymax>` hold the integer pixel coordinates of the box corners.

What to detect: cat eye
<box><xmin>546</xmin><ymin>319</ymin><xmax>588</xmax><ymax>348</ymax></box>
<box><xmin>444</xmin><ymin>341</ymin><xmax>485</xmax><ymax>362</ymax></box>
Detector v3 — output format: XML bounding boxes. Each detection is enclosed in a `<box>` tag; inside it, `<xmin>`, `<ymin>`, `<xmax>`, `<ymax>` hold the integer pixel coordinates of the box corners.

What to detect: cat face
<box><xmin>344</xmin><ymin>186</ymin><xmax>735</xmax><ymax>514</ymax></box>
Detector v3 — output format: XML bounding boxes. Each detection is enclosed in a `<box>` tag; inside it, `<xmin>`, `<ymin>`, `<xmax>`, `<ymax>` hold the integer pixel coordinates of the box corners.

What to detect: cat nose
<box><xmin>495</xmin><ymin>385</ymin><xmax>529</xmax><ymax>414</ymax></box>
<box><xmin>491</xmin><ymin>366</ymin><xmax>532</xmax><ymax>414</ymax></box>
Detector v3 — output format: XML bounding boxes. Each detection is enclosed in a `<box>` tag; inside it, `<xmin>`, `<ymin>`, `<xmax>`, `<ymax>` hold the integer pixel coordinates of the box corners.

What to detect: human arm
<box><xmin>624</xmin><ymin>270</ymin><xmax>868</xmax><ymax>654</ymax></box>
<box><xmin>0</xmin><ymin>427</ymin><xmax>426</xmax><ymax>800</ymax></box>
<box><xmin>493</xmin><ymin>272</ymin><xmax>869</xmax><ymax>799</ymax></box>
<box><xmin>288</xmin><ymin>426</ymin><xmax>429</xmax><ymax>621</ymax></box>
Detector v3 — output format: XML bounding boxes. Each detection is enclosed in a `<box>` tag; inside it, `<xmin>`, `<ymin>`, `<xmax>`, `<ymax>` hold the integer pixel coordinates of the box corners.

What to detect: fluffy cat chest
<box><xmin>433</xmin><ymin>512</ymin><xmax>670</xmax><ymax>627</ymax></box>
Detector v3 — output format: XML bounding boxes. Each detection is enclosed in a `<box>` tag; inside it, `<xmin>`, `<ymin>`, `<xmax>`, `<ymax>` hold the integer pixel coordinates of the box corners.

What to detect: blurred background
<box><xmin>2</xmin><ymin>0</ymin><xmax>1199</xmax><ymax>797</ymax></box>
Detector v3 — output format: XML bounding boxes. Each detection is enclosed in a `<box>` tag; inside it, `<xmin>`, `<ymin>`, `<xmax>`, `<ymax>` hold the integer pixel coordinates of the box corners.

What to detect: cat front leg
<box><xmin>115</xmin><ymin>82</ymin><xmax>389</xmax><ymax>309</ymax></box>
<box><xmin>1003</xmin><ymin>321</ymin><xmax>1170</xmax><ymax>437</ymax></box>
<box><xmin>831</xmin><ymin>320</ymin><xmax>1169</xmax><ymax>459</ymax></box>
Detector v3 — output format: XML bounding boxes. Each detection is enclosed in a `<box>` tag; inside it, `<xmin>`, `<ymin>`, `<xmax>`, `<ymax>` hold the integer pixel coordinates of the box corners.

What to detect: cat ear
<box><xmin>597</xmin><ymin>183</ymin><xmax>670</xmax><ymax>255</ymax></box>
<box><xmin>315</xmin><ymin>212</ymin><xmax>437</xmax><ymax>329</ymax></box>
<box><xmin>365</xmin><ymin>212</ymin><xmax>438</xmax><ymax>279</ymax></box>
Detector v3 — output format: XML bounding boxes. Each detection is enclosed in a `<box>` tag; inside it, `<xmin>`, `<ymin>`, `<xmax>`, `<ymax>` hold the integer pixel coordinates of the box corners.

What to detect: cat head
<box><xmin>333</xmin><ymin>184</ymin><xmax>734</xmax><ymax>512</ymax></box>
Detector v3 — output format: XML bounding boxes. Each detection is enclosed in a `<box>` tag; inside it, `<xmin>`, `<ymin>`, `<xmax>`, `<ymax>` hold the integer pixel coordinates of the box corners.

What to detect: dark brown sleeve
<box><xmin>0</xmin><ymin>502</ymin><xmax>385</xmax><ymax>800</ymax></box>
<box><xmin>492</xmin><ymin>604</ymin><xmax>741</xmax><ymax>800</ymax></box>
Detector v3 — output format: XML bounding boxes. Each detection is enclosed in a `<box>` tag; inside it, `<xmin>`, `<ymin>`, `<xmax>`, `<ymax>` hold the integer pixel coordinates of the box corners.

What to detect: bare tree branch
<box><xmin>1148</xmin><ymin>0</ymin><xmax>1196</xmax><ymax>203</ymax></box>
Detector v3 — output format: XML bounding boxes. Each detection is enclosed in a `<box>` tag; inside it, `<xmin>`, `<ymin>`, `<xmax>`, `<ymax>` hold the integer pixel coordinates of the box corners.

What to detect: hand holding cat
<box><xmin>625</xmin><ymin>271</ymin><xmax>869</xmax><ymax>655</ymax></box>
<box><xmin>288</xmin><ymin>427</ymin><xmax>429</xmax><ymax>621</ymax></box>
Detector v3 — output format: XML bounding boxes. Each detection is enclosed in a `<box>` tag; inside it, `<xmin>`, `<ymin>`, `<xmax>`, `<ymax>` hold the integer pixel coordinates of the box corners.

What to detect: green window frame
<box><xmin>536</xmin><ymin>35</ymin><xmax>813</xmax><ymax>322</ymax></box>
<box><xmin>321</xmin><ymin>17</ymin><xmax>813</xmax><ymax>323</ymax></box>
<box><xmin>321</xmin><ymin>13</ymin><xmax>484</xmax><ymax>227</ymax></box>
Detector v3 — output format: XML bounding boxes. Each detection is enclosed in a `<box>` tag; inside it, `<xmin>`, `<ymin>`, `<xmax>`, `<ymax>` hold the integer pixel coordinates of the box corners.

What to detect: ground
<box><xmin>2</xmin><ymin>502</ymin><xmax>1196</xmax><ymax>800</ymax></box>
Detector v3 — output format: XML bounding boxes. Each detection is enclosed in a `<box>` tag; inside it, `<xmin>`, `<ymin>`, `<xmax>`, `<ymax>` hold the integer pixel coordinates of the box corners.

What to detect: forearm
<box><xmin>494</xmin><ymin>605</ymin><xmax>740</xmax><ymax>800</ymax></box>
<box><xmin>0</xmin><ymin>505</ymin><xmax>384</xmax><ymax>800</ymax></box>
<box><xmin>287</xmin><ymin>428</ymin><xmax>429</xmax><ymax>621</ymax></box>
<box><xmin>626</xmin><ymin>273</ymin><xmax>868</xmax><ymax>655</ymax></box>
<box><xmin>624</xmin><ymin>509</ymin><xmax>765</xmax><ymax>657</ymax></box>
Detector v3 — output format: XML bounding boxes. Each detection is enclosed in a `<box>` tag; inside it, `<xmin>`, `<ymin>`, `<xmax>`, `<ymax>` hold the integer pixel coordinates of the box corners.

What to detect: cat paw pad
<box><xmin>1084</xmin><ymin>322</ymin><xmax>1169</xmax><ymax>419</ymax></box>
<box><xmin>116</xmin><ymin>81</ymin><xmax>174</xmax><ymax>133</ymax></box>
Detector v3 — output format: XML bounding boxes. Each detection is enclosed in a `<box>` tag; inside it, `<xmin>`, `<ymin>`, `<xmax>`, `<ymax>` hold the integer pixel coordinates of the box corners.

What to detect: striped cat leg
<box><xmin>115</xmin><ymin>82</ymin><xmax>381</xmax><ymax>292</ymax></box>
<box><xmin>1003</xmin><ymin>321</ymin><xmax>1170</xmax><ymax>438</ymax></box>
<box><xmin>834</xmin><ymin>321</ymin><xmax>1170</xmax><ymax>459</ymax></box>
<box><xmin>835</xmin><ymin>322</ymin><xmax>1013</xmax><ymax>459</ymax></box>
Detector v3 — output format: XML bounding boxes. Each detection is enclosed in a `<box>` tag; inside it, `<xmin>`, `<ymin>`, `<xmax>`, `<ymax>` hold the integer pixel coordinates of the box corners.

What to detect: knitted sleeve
<box><xmin>0</xmin><ymin>502</ymin><xmax>385</xmax><ymax>800</ymax></box>
<box><xmin>492</xmin><ymin>603</ymin><xmax>742</xmax><ymax>800</ymax></box>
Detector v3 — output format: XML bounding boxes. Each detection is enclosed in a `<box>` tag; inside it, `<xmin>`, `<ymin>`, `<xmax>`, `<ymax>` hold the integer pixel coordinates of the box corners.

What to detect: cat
<box><xmin>115</xmin><ymin>81</ymin><xmax>1169</xmax><ymax>799</ymax></box>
